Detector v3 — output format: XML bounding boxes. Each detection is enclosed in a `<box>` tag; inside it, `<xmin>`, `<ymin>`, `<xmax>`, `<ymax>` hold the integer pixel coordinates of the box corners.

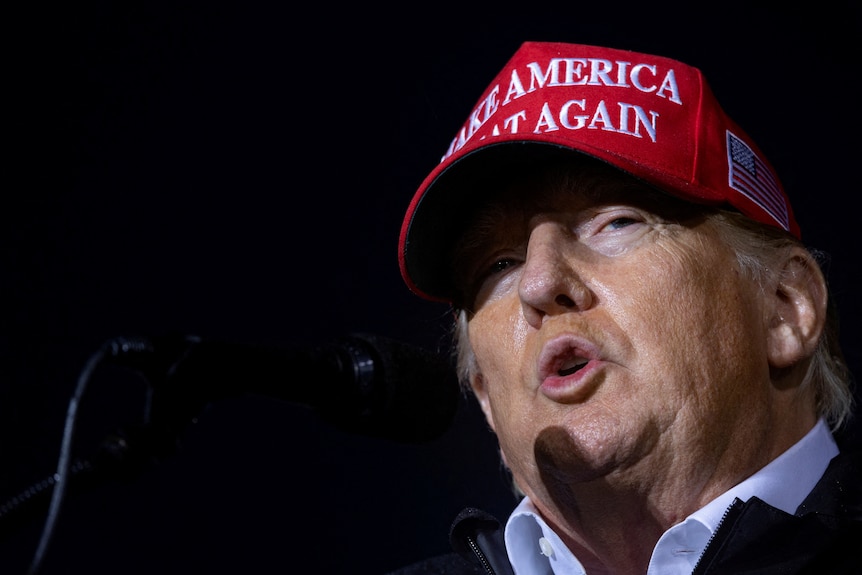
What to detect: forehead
<box><xmin>458</xmin><ymin>156</ymin><xmax>685</xmax><ymax>241</ymax></box>
<box><xmin>449</xmin><ymin>156</ymin><xmax>706</xmax><ymax>305</ymax></box>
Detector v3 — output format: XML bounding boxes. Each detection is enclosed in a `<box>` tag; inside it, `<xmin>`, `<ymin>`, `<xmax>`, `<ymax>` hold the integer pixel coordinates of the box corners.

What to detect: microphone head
<box><xmin>104</xmin><ymin>332</ymin><xmax>462</xmax><ymax>445</ymax></box>
<box><xmin>319</xmin><ymin>333</ymin><xmax>461</xmax><ymax>443</ymax></box>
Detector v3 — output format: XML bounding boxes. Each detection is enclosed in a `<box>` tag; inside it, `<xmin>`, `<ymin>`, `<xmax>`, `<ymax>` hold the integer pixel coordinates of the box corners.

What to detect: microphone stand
<box><xmin>0</xmin><ymin>421</ymin><xmax>183</xmax><ymax>537</ymax></box>
<box><xmin>0</xmin><ymin>335</ymin><xmax>209</xmax><ymax>574</ymax></box>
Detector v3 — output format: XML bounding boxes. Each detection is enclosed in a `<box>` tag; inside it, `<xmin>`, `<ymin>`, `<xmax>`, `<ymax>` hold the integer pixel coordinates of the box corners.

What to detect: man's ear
<box><xmin>469</xmin><ymin>371</ymin><xmax>496</xmax><ymax>432</ymax></box>
<box><xmin>766</xmin><ymin>247</ymin><xmax>827</xmax><ymax>370</ymax></box>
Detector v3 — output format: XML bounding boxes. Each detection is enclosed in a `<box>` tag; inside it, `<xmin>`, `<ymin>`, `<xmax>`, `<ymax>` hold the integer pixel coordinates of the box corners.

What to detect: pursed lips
<box><xmin>537</xmin><ymin>335</ymin><xmax>603</xmax><ymax>402</ymax></box>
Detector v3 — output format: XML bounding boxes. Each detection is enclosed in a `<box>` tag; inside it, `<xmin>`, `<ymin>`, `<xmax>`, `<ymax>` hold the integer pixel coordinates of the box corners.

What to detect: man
<box><xmin>392</xmin><ymin>42</ymin><xmax>861</xmax><ymax>574</ymax></box>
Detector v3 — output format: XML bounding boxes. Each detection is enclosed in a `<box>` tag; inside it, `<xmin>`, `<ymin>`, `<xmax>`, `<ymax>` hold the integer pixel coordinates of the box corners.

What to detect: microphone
<box><xmin>105</xmin><ymin>333</ymin><xmax>461</xmax><ymax>444</ymax></box>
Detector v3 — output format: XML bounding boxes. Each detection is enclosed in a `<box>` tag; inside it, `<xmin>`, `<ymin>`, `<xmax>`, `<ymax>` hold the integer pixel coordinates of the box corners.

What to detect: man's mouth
<box><xmin>558</xmin><ymin>358</ymin><xmax>589</xmax><ymax>377</ymax></box>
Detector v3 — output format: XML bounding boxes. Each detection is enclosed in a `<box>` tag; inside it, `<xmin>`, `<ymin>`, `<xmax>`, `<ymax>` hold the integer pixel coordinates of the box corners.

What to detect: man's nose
<box><xmin>518</xmin><ymin>223</ymin><xmax>593</xmax><ymax>328</ymax></box>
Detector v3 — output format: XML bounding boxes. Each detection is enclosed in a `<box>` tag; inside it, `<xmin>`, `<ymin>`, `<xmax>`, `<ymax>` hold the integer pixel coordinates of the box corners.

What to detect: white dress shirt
<box><xmin>503</xmin><ymin>419</ymin><xmax>839</xmax><ymax>575</ymax></box>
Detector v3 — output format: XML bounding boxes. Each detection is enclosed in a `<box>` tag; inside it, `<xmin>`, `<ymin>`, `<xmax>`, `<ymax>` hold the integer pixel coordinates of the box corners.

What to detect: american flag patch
<box><xmin>726</xmin><ymin>131</ymin><xmax>789</xmax><ymax>231</ymax></box>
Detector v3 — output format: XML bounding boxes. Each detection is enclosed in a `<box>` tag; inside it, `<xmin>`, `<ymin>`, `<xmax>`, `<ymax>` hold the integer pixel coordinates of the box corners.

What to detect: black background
<box><xmin>3</xmin><ymin>2</ymin><xmax>860</xmax><ymax>574</ymax></box>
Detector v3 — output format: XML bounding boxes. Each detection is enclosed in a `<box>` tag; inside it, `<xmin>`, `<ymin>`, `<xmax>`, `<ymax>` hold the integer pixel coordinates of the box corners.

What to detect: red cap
<box><xmin>399</xmin><ymin>41</ymin><xmax>799</xmax><ymax>302</ymax></box>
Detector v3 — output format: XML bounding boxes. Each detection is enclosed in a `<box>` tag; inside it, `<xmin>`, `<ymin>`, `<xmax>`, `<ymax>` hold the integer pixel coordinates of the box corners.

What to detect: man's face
<box><xmin>456</xmin><ymin>165</ymin><xmax>778</xmax><ymax>508</ymax></box>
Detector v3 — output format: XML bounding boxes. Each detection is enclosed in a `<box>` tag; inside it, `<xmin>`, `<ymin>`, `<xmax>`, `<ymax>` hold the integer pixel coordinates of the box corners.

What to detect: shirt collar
<box><xmin>688</xmin><ymin>417</ymin><xmax>838</xmax><ymax>531</ymax></box>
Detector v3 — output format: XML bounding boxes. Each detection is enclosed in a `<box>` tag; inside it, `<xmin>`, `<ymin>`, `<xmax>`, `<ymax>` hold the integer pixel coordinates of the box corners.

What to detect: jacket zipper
<box><xmin>691</xmin><ymin>498</ymin><xmax>745</xmax><ymax>575</ymax></box>
<box><xmin>466</xmin><ymin>535</ymin><xmax>497</xmax><ymax>575</ymax></box>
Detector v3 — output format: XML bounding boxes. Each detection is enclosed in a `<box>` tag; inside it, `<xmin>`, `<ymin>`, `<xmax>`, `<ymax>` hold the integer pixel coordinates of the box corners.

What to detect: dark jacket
<box><xmin>387</xmin><ymin>445</ymin><xmax>862</xmax><ymax>575</ymax></box>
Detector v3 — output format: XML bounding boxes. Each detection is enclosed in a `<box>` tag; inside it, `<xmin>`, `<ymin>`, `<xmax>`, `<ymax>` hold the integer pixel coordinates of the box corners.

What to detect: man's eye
<box><xmin>604</xmin><ymin>216</ymin><xmax>638</xmax><ymax>231</ymax></box>
<box><xmin>489</xmin><ymin>258</ymin><xmax>517</xmax><ymax>274</ymax></box>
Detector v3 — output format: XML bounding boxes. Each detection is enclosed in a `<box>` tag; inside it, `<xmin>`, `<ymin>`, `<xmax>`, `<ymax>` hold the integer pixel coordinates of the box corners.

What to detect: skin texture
<box><xmin>457</xmin><ymin>169</ymin><xmax>826</xmax><ymax>574</ymax></box>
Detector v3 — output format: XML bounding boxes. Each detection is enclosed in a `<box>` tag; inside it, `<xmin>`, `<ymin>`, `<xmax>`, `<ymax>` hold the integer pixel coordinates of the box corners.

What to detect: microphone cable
<box><xmin>24</xmin><ymin>337</ymin><xmax>148</xmax><ymax>575</ymax></box>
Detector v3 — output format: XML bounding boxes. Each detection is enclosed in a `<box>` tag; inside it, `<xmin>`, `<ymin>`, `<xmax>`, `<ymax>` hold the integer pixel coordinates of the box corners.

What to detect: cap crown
<box><xmin>400</xmin><ymin>41</ymin><xmax>798</xmax><ymax>302</ymax></box>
